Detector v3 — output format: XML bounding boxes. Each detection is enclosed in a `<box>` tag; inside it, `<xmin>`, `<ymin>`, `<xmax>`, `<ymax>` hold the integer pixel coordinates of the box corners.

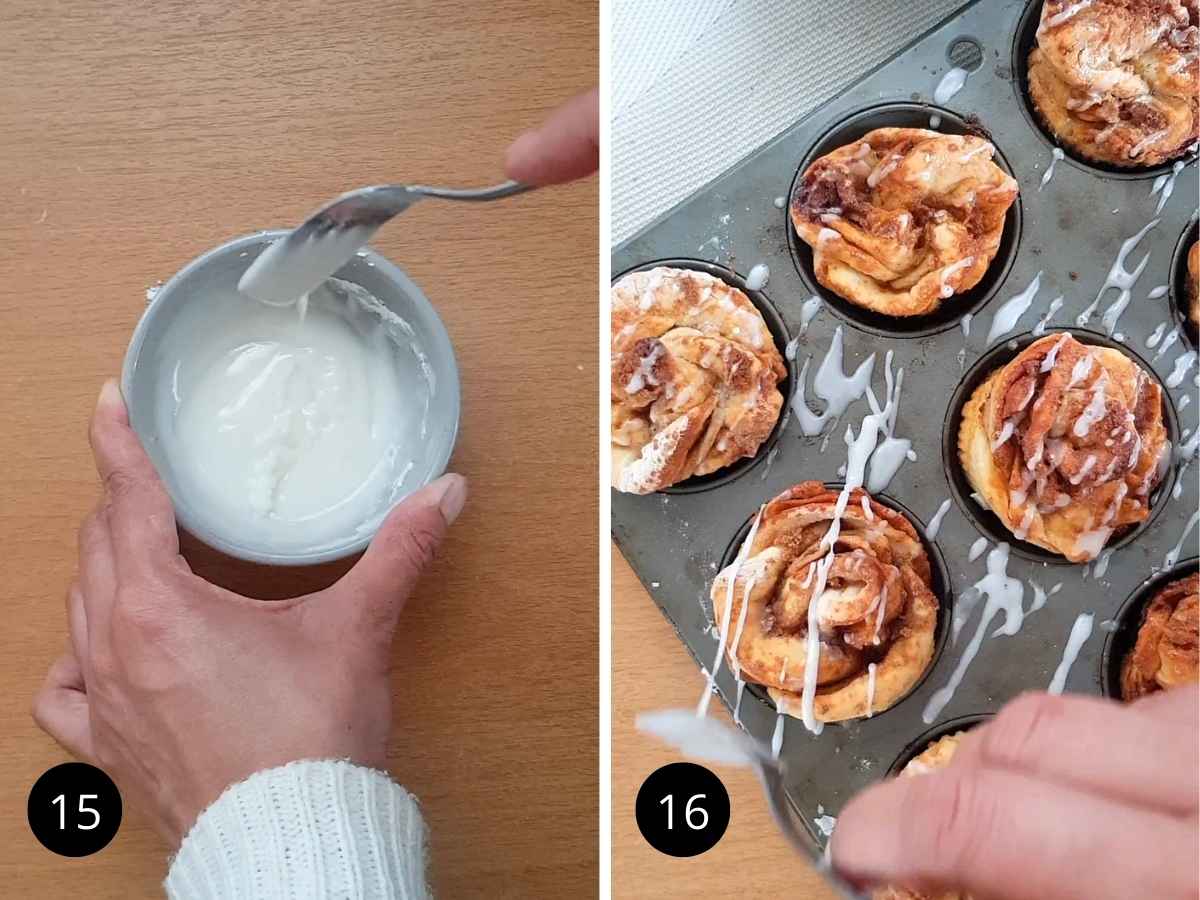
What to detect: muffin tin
<box><xmin>612</xmin><ymin>0</ymin><xmax>1200</xmax><ymax>865</ymax></box>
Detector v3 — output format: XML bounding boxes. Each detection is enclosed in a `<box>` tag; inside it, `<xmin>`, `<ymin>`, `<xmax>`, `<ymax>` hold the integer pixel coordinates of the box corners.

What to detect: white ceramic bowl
<box><xmin>121</xmin><ymin>231</ymin><xmax>460</xmax><ymax>565</ymax></box>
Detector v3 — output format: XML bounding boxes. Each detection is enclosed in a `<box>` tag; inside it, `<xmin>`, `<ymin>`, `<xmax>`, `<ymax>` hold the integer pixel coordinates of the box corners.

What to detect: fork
<box><xmin>238</xmin><ymin>179</ymin><xmax>533</xmax><ymax>304</ymax></box>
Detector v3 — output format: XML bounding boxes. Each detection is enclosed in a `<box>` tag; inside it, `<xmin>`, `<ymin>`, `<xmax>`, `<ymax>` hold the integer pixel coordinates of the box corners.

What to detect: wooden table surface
<box><xmin>612</xmin><ymin>554</ymin><xmax>839</xmax><ymax>899</ymax></box>
<box><xmin>0</xmin><ymin>2</ymin><xmax>597</xmax><ymax>896</ymax></box>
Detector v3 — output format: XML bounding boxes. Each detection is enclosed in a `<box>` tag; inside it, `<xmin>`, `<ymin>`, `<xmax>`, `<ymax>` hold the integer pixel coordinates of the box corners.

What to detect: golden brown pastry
<box><xmin>790</xmin><ymin>128</ymin><xmax>1018</xmax><ymax>317</ymax></box>
<box><xmin>710</xmin><ymin>482</ymin><xmax>938</xmax><ymax>722</ymax></box>
<box><xmin>1121</xmin><ymin>572</ymin><xmax>1200</xmax><ymax>699</ymax></box>
<box><xmin>611</xmin><ymin>267</ymin><xmax>786</xmax><ymax>493</ymax></box>
<box><xmin>1188</xmin><ymin>239</ymin><xmax>1199</xmax><ymax>327</ymax></box>
<box><xmin>873</xmin><ymin>733</ymin><xmax>971</xmax><ymax>900</ymax></box>
<box><xmin>959</xmin><ymin>334</ymin><xmax>1168</xmax><ymax>562</ymax></box>
<box><xmin>1028</xmin><ymin>0</ymin><xmax>1199</xmax><ymax>167</ymax></box>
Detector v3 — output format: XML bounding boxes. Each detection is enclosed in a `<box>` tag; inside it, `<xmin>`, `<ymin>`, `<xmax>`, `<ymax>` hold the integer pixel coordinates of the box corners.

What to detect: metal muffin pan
<box><xmin>612</xmin><ymin>0</ymin><xmax>1200</xmax><ymax>860</ymax></box>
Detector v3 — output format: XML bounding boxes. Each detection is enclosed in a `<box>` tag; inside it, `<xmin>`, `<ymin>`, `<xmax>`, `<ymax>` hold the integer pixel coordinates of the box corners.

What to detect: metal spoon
<box><xmin>238</xmin><ymin>179</ymin><xmax>533</xmax><ymax>304</ymax></box>
<box><xmin>636</xmin><ymin>708</ymin><xmax>862</xmax><ymax>897</ymax></box>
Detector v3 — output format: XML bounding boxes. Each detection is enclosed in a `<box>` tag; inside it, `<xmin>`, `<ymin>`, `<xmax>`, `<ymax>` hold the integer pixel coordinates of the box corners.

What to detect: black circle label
<box><xmin>27</xmin><ymin>763</ymin><xmax>122</xmax><ymax>857</ymax></box>
<box><xmin>635</xmin><ymin>762</ymin><xmax>730</xmax><ymax>857</ymax></box>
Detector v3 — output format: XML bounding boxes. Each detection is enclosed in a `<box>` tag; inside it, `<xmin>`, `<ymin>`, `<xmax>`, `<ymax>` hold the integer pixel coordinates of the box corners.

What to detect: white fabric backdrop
<box><xmin>611</xmin><ymin>0</ymin><xmax>965</xmax><ymax>245</ymax></box>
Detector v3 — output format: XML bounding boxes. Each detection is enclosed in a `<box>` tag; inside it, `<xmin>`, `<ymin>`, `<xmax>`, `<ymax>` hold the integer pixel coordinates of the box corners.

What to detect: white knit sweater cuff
<box><xmin>165</xmin><ymin>759</ymin><xmax>428</xmax><ymax>900</ymax></box>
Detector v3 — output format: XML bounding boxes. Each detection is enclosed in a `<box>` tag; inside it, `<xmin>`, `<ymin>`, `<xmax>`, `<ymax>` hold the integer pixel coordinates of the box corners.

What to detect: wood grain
<box><xmin>0</xmin><ymin>2</ymin><xmax>597</xmax><ymax>896</ymax></box>
<box><xmin>612</xmin><ymin>553</ymin><xmax>839</xmax><ymax>899</ymax></box>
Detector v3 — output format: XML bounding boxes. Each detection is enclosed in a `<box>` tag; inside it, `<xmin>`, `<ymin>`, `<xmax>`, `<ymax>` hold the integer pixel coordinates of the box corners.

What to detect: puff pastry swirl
<box><xmin>1121</xmin><ymin>572</ymin><xmax>1199</xmax><ymax>699</ymax></box>
<box><xmin>711</xmin><ymin>482</ymin><xmax>938</xmax><ymax>723</ymax></box>
<box><xmin>611</xmin><ymin>267</ymin><xmax>786</xmax><ymax>493</ymax></box>
<box><xmin>791</xmin><ymin>128</ymin><xmax>1018</xmax><ymax>317</ymax></box>
<box><xmin>1028</xmin><ymin>0</ymin><xmax>1199</xmax><ymax>167</ymax></box>
<box><xmin>958</xmin><ymin>334</ymin><xmax>1169</xmax><ymax>562</ymax></box>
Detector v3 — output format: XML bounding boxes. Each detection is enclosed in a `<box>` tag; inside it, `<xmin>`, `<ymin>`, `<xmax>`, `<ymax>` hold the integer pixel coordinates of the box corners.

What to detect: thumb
<box><xmin>504</xmin><ymin>88</ymin><xmax>599</xmax><ymax>186</ymax></box>
<box><xmin>330</xmin><ymin>473</ymin><xmax>467</xmax><ymax>629</ymax></box>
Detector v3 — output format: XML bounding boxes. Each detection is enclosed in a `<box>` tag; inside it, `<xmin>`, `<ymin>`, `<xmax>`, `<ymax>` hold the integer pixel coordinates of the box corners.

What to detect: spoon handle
<box><xmin>411</xmin><ymin>180</ymin><xmax>534</xmax><ymax>202</ymax></box>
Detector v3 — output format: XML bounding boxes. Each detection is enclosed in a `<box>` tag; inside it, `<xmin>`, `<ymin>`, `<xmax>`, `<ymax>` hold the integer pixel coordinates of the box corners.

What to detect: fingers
<box><xmin>504</xmin><ymin>88</ymin><xmax>599</xmax><ymax>186</ymax></box>
<box><xmin>77</xmin><ymin>499</ymin><xmax>115</xmax><ymax>647</ymax></box>
<box><xmin>832</xmin><ymin>761</ymin><xmax>1195</xmax><ymax>900</ymax></box>
<box><xmin>954</xmin><ymin>690</ymin><xmax>1198</xmax><ymax>816</ymax></box>
<box><xmin>65</xmin><ymin>583</ymin><xmax>90</xmax><ymax>676</ymax></box>
<box><xmin>89</xmin><ymin>379</ymin><xmax>179</xmax><ymax>571</ymax></box>
<box><xmin>329</xmin><ymin>474</ymin><xmax>467</xmax><ymax>634</ymax></box>
<box><xmin>32</xmin><ymin>654</ymin><xmax>94</xmax><ymax>761</ymax></box>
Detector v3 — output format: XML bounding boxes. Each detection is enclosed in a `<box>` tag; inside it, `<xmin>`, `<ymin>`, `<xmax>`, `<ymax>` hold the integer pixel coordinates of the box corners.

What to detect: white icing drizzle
<box><xmin>1032</xmin><ymin>296</ymin><xmax>1065</xmax><ymax>336</ymax></box>
<box><xmin>791</xmin><ymin>355</ymin><xmax>912</xmax><ymax>737</ymax></box>
<box><xmin>1073</xmin><ymin>374</ymin><xmax>1108</xmax><ymax>437</ymax></box>
<box><xmin>733</xmin><ymin>680</ymin><xmax>747</xmax><ymax>726</ymax></box>
<box><xmin>1076</xmin><ymin>219</ymin><xmax>1159</xmax><ymax>327</ymax></box>
<box><xmin>792</xmin><ymin>327</ymin><xmax>876</xmax><ymax>436</ymax></box>
<box><xmin>992</xmin><ymin>419</ymin><xmax>1017</xmax><ymax>450</ymax></box>
<box><xmin>867</xmin><ymin>152</ymin><xmax>903</xmax><ymax>189</ymax></box>
<box><xmin>745</xmin><ymin>263</ymin><xmax>770</xmax><ymax>291</ymax></box>
<box><xmin>1041</xmin><ymin>333</ymin><xmax>1072</xmax><ymax>372</ymax></box>
<box><xmin>1038</xmin><ymin>148</ymin><xmax>1065</xmax><ymax>191</ymax></box>
<box><xmin>865</xmin><ymin>352</ymin><xmax>911</xmax><ymax>493</ymax></box>
<box><xmin>697</xmin><ymin>506</ymin><xmax>765</xmax><ymax>717</ymax></box>
<box><xmin>933</xmin><ymin>67</ymin><xmax>968</xmax><ymax>104</ymax></box>
<box><xmin>813</xmin><ymin>811</ymin><xmax>837</xmax><ymax>838</ymax></box>
<box><xmin>1165</xmin><ymin>511</ymin><xmax>1200</xmax><ymax>569</ymax></box>
<box><xmin>798</xmin><ymin>295</ymin><xmax>823</xmax><ymax>336</ymax></box>
<box><xmin>960</xmin><ymin>313</ymin><xmax>973</xmax><ymax>338</ymax></box>
<box><xmin>773</xmin><ymin>196</ymin><xmax>786</xmax><ymax>209</ymax></box>
<box><xmin>785</xmin><ymin>335</ymin><xmax>800</xmax><ymax>361</ymax></box>
<box><xmin>924</xmin><ymin>544</ymin><xmax>1025</xmax><ymax>723</ymax></box>
<box><xmin>625</xmin><ymin>344</ymin><xmax>663</xmax><ymax>393</ymax></box>
<box><xmin>1180</xmin><ymin>394</ymin><xmax>1192</xmax><ymax>410</ymax></box>
<box><xmin>865</xmin><ymin>662</ymin><xmax>878</xmax><ymax>718</ymax></box>
<box><xmin>1166</xmin><ymin>351</ymin><xmax>1198</xmax><ymax>389</ymax></box>
<box><xmin>1047</xmin><ymin>612</ymin><xmax>1095</xmax><ymax>695</ymax></box>
<box><xmin>940</xmin><ymin>257</ymin><xmax>974</xmax><ymax>298</ymax></box>
<box><xmin>1043</xmin><ymin>0</ymin><xmax>1094</xmax><ymax>29</ymax></box>
<box><xmin>1092</xmin><ymin>548</ymin><xmax>1114</xmax><ymax>579</ymax></box>
<box><xmin>1149</xmin><ymin>161</ymin><xmax>1186</xmax><ymax>215</ymax></box>
<box><xmin>926</xmin><ymin>498</ymin><xmax>953</xmax><ymax>540</ymax></box>
<box><xmin>771</xmin><ymin>708</ymin><xmax>786</xmax><ymax>758</ymax></box>
<box><xmin>1102</xmin><ymin>282</ymin><xmax>1161</xmax><ymax>337</ymax></box>
<box><xmin>861</xmin><ymin>494</ymin><xmax>875</xmax><ymax>520</ymax></box>
<box><xmin>929</xmin><ymin>113</ymin><xmax>942</xmax><ymax>129</ymax></box>
<box><xmin>1154</xmin><ymin>325</ymin><xmax>1182</xmax><ymax>361</ymax></box>
<box><xmin>1148</xmin><ymin>284</ymin><xmax>1170</xmax><ymax>300</ymax></box>
<box><xmin>987</xmin><ymin>271</ymin><xmax>1043</xmax><ymax>344</ymax></box>
<box><xmin>968</xmin><ymin>536</ymin><xmax>989</xmax><ymax>561</ymax></box>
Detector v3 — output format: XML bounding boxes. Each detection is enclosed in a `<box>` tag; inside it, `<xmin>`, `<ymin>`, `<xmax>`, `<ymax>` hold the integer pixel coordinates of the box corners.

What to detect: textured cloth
<box><xmin>165</xmin><ymin>760</ymin><xmax>428</xmax><ymax>900</ymax></box>
<box><xmin>611</xmin><ymin>0</ymin><xmax>965</xmax><ymax>245</ymax></box>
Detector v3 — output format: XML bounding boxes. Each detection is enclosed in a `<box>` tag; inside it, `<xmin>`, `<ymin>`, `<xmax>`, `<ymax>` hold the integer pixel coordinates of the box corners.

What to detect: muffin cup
<box><xmin>712</xmin><ymin>484</ymin><xmax>954</xmax><ymax>721</ymax></box>
<box><xmin>1011</xmin><ymin>0</ymin><xmax>1200</xmax><ymax>179</ymax></box>
<box><xmin>885</xmin><ymin>713</ymin><xmax>992</xmax><ymax>777</ymax></box>
<box><xmin>943</xmin><ymin>328</ymin><xmax>1180</xmax><ymax>564</ymax></box>
<box><xmin>786</xmin><ymin>102</ymin><xmax>1023</xmax><ymax>339</ymax></box>
<box><xmin>1100</xmin><ymin>557</ymin><xmax>1200</xmax><ymax>699</ymax></box>
<box><xmin>1170</xmin><ymin>216</ymin><xmax>1199</xmax><ymax>350</ymax></box>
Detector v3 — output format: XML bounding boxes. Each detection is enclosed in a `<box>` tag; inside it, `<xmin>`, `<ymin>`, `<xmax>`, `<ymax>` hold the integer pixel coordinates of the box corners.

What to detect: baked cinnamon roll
<box><xmin>611</xmin><ymin>267</ymin><xmax>786</xmax><ymax>493</ymax></box>
<box><xmin>873</xmin><ymin>733</ymin><xmax>972</xmax><ymax>900</ymax></box>
<box><xmin>1121</xmin><ymin>572</ymin><xmax>1199</xmax><ymax>699</ymax></box>
<box><xmin>710</xmin><ymin>482</ymin><xmax>939</xmax><ymax>722</ymax></box>
<box><xmin>791</xmin><ymin>128</ymin><xmax>1018</xmax><ymax>317</ymax></box>
<box><xmin>1028</xmin><ymin>0</ymin><xmax>1199</xmax><ymax>167</ymax></box>
<box><xmin>958</xmin><ymin>334</ymin><xmax>1169</xmax><ymax>562</ymax></box>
